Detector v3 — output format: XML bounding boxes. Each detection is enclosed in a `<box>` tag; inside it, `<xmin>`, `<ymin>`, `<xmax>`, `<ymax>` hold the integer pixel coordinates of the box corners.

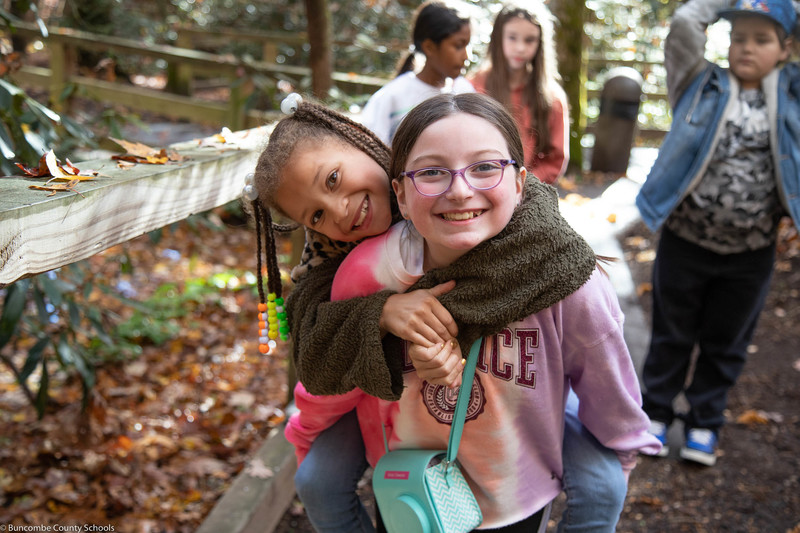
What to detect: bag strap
<box><xmin>379</xmin><ymin>338</ymin><xmax>483</xmax><ymax>458</ymax></box>
<box><xmin>445</xmin><ymin>338</ymin><xmax>482</xmax><ymax>464</ymax></box>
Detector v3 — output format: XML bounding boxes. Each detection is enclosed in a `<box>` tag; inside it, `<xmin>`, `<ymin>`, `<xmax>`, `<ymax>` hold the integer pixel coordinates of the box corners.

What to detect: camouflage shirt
<box><xmin>666</xmin><ymin>88</ymin><xmax>784</xmax><ymax>254</ymax></box>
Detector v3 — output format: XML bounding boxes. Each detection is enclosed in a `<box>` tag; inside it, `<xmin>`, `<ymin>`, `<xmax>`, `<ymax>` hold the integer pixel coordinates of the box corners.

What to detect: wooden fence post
<box><xmin>166</xmin><ymin>30</ymin><xmax>193</xmax><ymax>96</ymax></box>
<box><xmin>47</xmin><ymin>40</ymin><xmax>75</xmax><ymax>113</ymax></box>
<box><xmin>262</xmin><ymin>41</ymin><xmax>278</xmax><ymax>63</ymax></box>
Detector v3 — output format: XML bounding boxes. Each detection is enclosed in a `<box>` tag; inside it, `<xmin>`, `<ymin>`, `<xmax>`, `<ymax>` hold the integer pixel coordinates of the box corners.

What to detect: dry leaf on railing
<box><xmin>29</xmin><ymin>178</ymin><xmax>85</xmax><ymax>197</ymax></box>
<box><xmin>109</xmin><ymin>137</ymin><xmax>184</xmax><ymax>164</ymax></box>
<box><xmin>15</xmin><ymin>149</ymin><xmax>98</xmax><ymax>182</ymax></box>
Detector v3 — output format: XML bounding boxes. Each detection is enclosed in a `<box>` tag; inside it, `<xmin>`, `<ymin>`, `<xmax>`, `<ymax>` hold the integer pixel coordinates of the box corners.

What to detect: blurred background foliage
<box><xmin>21</xmin><ymin>0</ymin><xmax>697</xmax><ymax>127</ymax></box>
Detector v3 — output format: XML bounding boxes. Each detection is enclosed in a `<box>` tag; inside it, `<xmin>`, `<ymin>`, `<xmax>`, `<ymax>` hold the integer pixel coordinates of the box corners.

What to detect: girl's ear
<box><xmin>421</xmin><ymin>38</ymin><xmax>437</xmax><ymax>58</ymax></box>
<box><xmin>518</xmin><ymin>167</ymin><xmax>527</xmax><ymax>188</ymax></box>
<box><xmin>392</xmin><ymin>179</ymin><xmax>409</xmax><ymax>218</ymax></box>
<box><xmin>516</xmin><ymin>167</ymin><xmax>526</xmax><ymax>205</ymax></box>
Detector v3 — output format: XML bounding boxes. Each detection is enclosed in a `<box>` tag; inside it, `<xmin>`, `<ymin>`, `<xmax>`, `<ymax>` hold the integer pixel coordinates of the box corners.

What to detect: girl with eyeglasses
<box><xmin>327</xmin><ymin>92</ymin><xmax>661</xmax><ymax>530</ymax></box>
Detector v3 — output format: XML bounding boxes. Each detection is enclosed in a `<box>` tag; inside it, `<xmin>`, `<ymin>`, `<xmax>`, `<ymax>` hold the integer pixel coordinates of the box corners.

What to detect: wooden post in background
<box><xmin>166</xmin><ymin>29</ymin><xmax>193</xmax><ymax>96</ymax></box>
<box><xmin>47</xmin><ymin>39</ymin><xmax>75</xmax><ymax>114</ymax></box>
<box><xmin>303</xmin><ymin>0</ymin><xmax>333</xmax><ymax>99</ymax></box>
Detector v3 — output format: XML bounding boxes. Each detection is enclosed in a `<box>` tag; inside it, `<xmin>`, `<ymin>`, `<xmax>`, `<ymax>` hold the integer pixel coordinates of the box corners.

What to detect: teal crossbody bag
<box><xmin>372</xmin><ymin>339</ymin><xmax>483</xmax><ymax>533</ymax></box>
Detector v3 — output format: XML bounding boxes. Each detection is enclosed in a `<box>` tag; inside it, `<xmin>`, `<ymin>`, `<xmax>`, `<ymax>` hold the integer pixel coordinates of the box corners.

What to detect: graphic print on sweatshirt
<box><xmin>403</xmin><ymin>328</ymin><xmax>540</xmax><ymax>425</ymax></box>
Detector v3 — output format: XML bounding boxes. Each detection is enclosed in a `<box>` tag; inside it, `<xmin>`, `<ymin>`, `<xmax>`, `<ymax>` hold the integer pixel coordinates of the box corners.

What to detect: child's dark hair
<box><xmin>396</xmin><ymin>1</ymin><xmax>471</xmax><ymax>77</ymax></box>
<box><xmin>390</xmin><ymin>92</ymin><xmax>525</xmax><ymax>180</ymax></box>
<box><xmin>480</xmin><ymin>1</ymin><xmax>561</xmax><ymax>155</ymax></box>
<box><xmin>246</xmin><ymin>97</ymin><xmax>391</xmax><ymax>353</ymax></box>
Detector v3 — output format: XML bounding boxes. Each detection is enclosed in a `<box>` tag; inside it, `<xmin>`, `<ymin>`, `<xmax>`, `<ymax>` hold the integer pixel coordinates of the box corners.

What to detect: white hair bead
<box><xmin>281</xmin><ymin>93</ymin><xmax>303</xmax><ymax>115</ymax></box>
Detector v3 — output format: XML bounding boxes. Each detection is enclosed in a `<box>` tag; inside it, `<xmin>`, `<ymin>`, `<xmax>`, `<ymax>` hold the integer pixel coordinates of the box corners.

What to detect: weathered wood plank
<box><xmin>0</xmin><ymin>126</ymin><xmax>272</xmax><ymax>287</ymax></box>
<box><xmin>75</xmin><ymin>76</ymin><xmax>230</xmax><ymax>125</ymax></box>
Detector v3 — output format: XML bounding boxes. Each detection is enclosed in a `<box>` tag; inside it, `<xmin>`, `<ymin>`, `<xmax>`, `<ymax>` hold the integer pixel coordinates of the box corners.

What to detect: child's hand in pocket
<box><xmin>407</xmin><ymin>339</ymin><xmax>464</xmax><ymax>389</ymax></box>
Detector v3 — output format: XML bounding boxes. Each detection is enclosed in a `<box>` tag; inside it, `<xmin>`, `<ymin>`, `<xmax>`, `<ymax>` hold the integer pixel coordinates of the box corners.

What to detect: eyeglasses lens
<box><xmin>413</xmin><ymin>160</ymin><xmax>506</xmax><ymax>196</ymax></box>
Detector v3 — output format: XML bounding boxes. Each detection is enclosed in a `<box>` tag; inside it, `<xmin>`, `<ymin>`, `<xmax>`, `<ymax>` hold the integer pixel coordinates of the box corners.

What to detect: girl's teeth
<box><xmin>441</xmin><ymin>211</ymin><xmax>482</xmax><ymax>221</ymax></box>
<box><xmin>354</xmin><ymin>199</ymin><xmax>368</xmax><ymax>228</ymax></box>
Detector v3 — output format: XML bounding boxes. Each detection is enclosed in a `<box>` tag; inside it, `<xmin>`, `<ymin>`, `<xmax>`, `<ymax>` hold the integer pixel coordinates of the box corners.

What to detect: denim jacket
<box><xmin>636</xmin><ymin>0</ymin><xmax>800</xmax><ymax>232</ymax></box>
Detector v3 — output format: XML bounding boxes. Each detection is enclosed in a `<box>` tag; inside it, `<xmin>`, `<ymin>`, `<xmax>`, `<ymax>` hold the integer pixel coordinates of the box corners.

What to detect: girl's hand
<box><xmin>379</xmin><ymin>281</ymin><xmax>458</xmax><ymax>346</ymax></box>
<box><xmin>407</xmin><ymin>340</ymin><xmax>464</xmax><ymax>389</ymax></box>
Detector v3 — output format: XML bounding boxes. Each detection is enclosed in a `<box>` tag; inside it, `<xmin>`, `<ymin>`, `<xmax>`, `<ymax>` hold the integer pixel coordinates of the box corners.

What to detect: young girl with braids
<box><xmin>360</xmin><ymin>0</ymin><xmax>475</xmax><ymax>145</ymax></box>
<box><xmin>469</xmin><ymin>1</ymin><xmax>569</xmax><ymax>184</ymax></box>
<box><xmin>247</xmin><ymin>94</ymin><xmax>634</xmax><ymax>532</ymax></box>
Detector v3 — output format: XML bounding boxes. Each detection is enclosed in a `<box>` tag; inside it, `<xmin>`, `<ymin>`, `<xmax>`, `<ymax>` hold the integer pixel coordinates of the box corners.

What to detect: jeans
<box><xmin>642</xmin><ymin>228</ymin><xmax>775</xmax><ymax>430</ymax></box>
<box><xmin>557</xmin><ymin>390</ymin><xmax>626</xmax><ymax>533</ymax></box>
<box><xmin>294</xmin><ymin>409</ymin><xmax>375</xmax><ymax>533</ymax></box>
<box><xmin>296</xmin><ymin>391</ymin><xmax>626</xmax><ymax>532</ymax></box>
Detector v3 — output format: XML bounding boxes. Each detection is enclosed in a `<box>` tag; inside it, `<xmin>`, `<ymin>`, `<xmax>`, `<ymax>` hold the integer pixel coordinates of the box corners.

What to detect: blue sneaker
<box><xmin>680</xmin><ymin>428</ymin><xmax>718</xmax><ymax>466</ymax></box>
<box><xmin>648</xmin><ymin>420</ymin><xmax>670</xmax><ymax>457</ymax></box>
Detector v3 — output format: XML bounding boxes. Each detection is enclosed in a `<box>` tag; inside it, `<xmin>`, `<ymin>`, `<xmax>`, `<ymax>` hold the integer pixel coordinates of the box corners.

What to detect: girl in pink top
<box><xmin>469</xmin><ymin>1</ymin><xmax>569</xmax><ymax>184</ymax></box>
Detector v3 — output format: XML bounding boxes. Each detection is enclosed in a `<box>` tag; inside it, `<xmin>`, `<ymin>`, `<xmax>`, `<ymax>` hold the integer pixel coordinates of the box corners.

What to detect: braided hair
<box><xmin>245</xmin><ymin>96</ymin><xmax>392</xmax><ymax>352</ymax></box>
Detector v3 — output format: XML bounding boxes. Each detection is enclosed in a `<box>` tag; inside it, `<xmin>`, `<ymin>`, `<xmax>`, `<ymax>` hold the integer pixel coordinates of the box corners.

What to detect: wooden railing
<box><xmin>2</xmin><ymin>21</ymin><xmax>670</xmax><ymax>141</ymax></box>
<box><xmin>1</xmin><ymin>21</ymin><xmax>389</xmax><ymax>132</ymax></box>
<box><xmin>0</xmin><ymin>128</ymin><xmax>266</xmax><ymax>287</ymax></box>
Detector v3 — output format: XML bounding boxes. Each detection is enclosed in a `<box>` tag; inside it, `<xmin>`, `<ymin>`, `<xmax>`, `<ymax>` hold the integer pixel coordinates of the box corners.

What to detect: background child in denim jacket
<box><xmin>636</xmin><ymin>0</ymin><xmax>800</xmax><ymax>466</ymax></box>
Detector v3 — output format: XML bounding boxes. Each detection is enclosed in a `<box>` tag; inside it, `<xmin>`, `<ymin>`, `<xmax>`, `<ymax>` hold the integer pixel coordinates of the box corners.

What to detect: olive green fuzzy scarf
<box><xmin>382</xmin><ymin>177</ymin><xmax>598</xmax><ymax>371</ymax></box>
<box><xmin>286</xmin><ymin>177</ymin><xmax>597</xmax><ymax>400</ymax></box>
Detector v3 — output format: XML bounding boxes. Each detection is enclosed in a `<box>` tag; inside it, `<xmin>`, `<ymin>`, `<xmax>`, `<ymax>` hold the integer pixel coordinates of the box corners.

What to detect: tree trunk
<box><xmin>551</xmin><ymin>0</ymin><xmax>587</xmax><ymax>174</ymax></box>
<box><xmin>303</xmin><ymin>0</ymin><xmax>333</xmax><ymax>100</ymax></box>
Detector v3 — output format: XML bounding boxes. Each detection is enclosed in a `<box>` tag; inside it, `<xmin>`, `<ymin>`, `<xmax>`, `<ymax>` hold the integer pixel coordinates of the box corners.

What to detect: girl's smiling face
<box><xmin>393</xmin><ymin>112</ymin><xmax>525</xmax><ymax>271</ymax></box>
<box><xmin>275</xmin><ymin>139</ymin><xmax>393</xmax><ymax>242</ymax></box>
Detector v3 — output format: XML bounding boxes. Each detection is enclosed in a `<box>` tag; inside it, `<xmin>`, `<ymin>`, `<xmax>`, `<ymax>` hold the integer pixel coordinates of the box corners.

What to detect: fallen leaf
<box><xmin>110</xmin><ymin>138</ymin><xmax>160</xmax><ymax>158</ymax></box>
<box><xmin>29</xmin><ymin>179</ymin><xmax>84</xmax><ymax>197</ymax></box>
<box><xmin>15</xmin><ymin>153</ymin><xmax>50</xmax><ymax>176</ymax></box>
<box><xmin>636</xmin><ymin>282</ymin><xmax>652</xmax><ymax>297</ymax></box>
<box><xmin>562</xmin><ymin>192</ymin><xmax>591</xmax><ymax>206</ymax></box>
<box><xmin>244</xmin><ymin>458</ymin><xmax>274</xmax><ymax>479</ymax></box>
<box><xmin>736</xmin><ymin>409</ymin><xmax>783</xmax><ymax>426</ymax></box>
<box><xmin>45</xmin><ymin>149</ymin><xmax>75</xmax><ymax>178</ymax></box>
<box><xmin>624</xmin><ymin>235</ymin><xmax>649</xmax><ymax>248</ymax></box>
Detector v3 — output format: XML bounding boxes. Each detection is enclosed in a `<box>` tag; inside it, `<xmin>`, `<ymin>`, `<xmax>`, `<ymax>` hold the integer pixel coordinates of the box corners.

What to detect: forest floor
<box><xmin>1</xmin><ymin>117</ymin><xmax>798</xmax><ymax>532</ymax></box>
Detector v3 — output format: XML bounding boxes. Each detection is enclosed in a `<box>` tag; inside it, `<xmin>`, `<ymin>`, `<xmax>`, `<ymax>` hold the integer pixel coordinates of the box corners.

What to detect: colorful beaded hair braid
<box><xmin>243</xmin><ymin>179</ymin><xmax>289</xmax><ymax>354</ymax></box>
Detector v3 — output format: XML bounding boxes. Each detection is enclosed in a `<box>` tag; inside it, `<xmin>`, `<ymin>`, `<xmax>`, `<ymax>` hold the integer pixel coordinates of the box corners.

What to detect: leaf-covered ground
<box><xmin>0</xmin><ymin>212</ymin><xmax>294</xmax><ymax>532</ymax></box>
